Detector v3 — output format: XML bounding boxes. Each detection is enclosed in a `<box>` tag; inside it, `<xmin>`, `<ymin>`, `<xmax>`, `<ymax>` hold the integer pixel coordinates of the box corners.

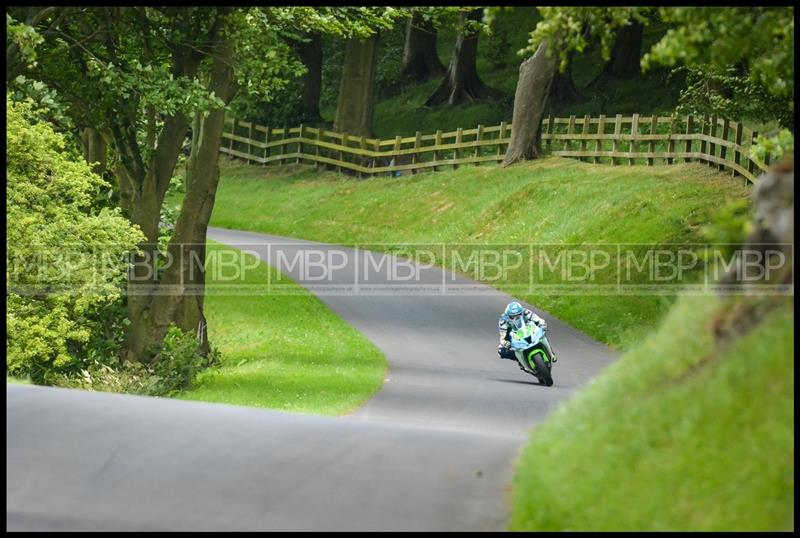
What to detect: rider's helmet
<box><xmin>505</xmin><ymin>302</ymin><xmax>525</xmax><ymax>325</ymax></box>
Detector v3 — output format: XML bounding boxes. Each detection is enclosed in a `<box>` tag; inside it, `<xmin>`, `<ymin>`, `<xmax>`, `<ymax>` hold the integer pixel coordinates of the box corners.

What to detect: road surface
<box><xmin>6</xmin><ymin>227</ymin><xmax>617</xmax><ymax>531</ymax></box>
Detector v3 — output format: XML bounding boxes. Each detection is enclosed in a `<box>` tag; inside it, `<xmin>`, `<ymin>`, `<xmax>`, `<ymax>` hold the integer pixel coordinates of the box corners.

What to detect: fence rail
<box><xmin>221</xmin><ymin>113</ymin><xmax>773</xmax><ymax>183</ymax></box>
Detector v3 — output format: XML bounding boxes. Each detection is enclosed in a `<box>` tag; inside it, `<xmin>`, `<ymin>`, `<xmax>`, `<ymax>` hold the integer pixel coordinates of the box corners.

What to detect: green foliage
<box><xmin>6</xmin><ymin>13</ymin><xmax>44</xmax><ymax>69</ymax></box>
<box><xmin>62</xmin><ymin>325</ymin><xmax>220</xmax><ymax>397</ymax></box>
<box><xmin>6</xmin><ymin>96</ymin><xmax>145</xmax><ymax>384</ymax></box>
<box><xmin>675</xmin><ymin>66</ymin><xmax>793</xmax><ymax>129</ymax></box>
<box><xmin>231</xmin><ymin>6</ymin><xmax>407</xmax><ymax>126</ymax></box>
<box><xmin>749</xmin><ymin>129</ymin><xmax>794</xmax><ymax>163</ymax></box>
<box><xmin>643</xmin><ymin>8</ymin><xmax>794</xmax><ymax>101</ymax></box>
<box><xmin>643</xmin><ymin>7</ymin><xmax>794</xmax><ymax>127</ymax></box>
<box><xmin>700</xmin><ymin>199</ymin><xmax>752</xmax><ymax>260</ymax></box>
<box><xmin>521</xmin><ymin>7</ymin><xmax>654</xmax><ymax>70</ymax></box>
<box><xmin>8</xmin><ymin>75</ymin><xmax>75</xmax><ymax>136</ymax></box>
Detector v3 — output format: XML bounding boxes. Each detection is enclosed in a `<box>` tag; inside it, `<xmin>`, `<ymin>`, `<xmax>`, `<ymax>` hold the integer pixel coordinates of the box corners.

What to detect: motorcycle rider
<box><xmin>497</xmin><ymin>301</ymin><xmax>557</xmax><ymax>363</ymax></box>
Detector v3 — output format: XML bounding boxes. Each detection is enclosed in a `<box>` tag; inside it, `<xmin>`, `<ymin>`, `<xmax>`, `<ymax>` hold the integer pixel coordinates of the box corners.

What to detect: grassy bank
<box><xmin>176</xmin><ymin>241</ymin><xmax>387</xmax><ymax>416</ymax></box>
<box><xmin>509</xmin><ymin>294</ymin><xmax>794</xmax><ymax>531</ymax></box>
<box><xmin>203</xmin><ymin>158</ymin><xmax>749</xmax><ymax>350</ymax></box>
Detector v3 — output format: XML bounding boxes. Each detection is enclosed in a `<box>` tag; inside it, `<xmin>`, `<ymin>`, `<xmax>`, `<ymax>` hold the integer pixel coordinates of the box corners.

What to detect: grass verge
<box><xmin>200</xmin><ymin>157</ymin><xmax>749</xmax><ymax>351</ymax></box>
<box><xmin>509</xmin><ymin>294</ymin><xmax>794</xmax><ymax>531</ymax></box>
<box><xmin>176</xmin><ymin>241</ymin><xmax>387</xmax><ymax>416</ymax></box>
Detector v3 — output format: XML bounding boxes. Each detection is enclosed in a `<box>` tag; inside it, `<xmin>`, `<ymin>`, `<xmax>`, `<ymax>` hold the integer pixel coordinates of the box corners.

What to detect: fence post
<box><xmin>594</xmin><ymin>115</ymin><xmax>605</xmax><ymax>164</ymax></box>
<box><xmin>474</xmin><ymin>124</ymin><xmax>483</xmax><ymax>165</ymax></box>
<box><xmin>667</xmin><ymin>118</ymin><xmax>676</xmax><ymax>165</ymax></box>
<box><xmin>358</xmin><ymin>136</ymin><xmax>367</xmax><ymax>178</ymax></box>
<box><xmin>434</xmin><ymin>129</ymin><xmax>443</xmax><ymax>171</ymax></box>
<box><xmin>497</xmin><ymin>121</ymin><xmax>506</xmax><ymax>159</ymax></box>
<box><xmin>579</xmin><ymin>115</ymin><xmax>590</xmax><ymax>162</ymax></box>
<box><xmin>564</xmin><ymin>115</ymin><xmax>575</xmax><ymax>153</ymax></box>
<box><xmin>747</xmin><ymin>130</ymin><xmax>758</xmax><ymax>178</ymax></box>
<box><xmin>373</xmin><ymin>139</ymin><xmax>380</xmax><ymax>177</ymax></box>
<box><xmin>281</xmin><ymin>125</ymin><xmax>289</xmax><ymax>166</ymax></box>
<box><xmin>699</xmin><ymin>115</ymin><xmax>708</xmax><ymax>164</ymax></box>
<box><xmin>647</xmin><ymin>116</ymin><xmax>657</xmax><ymax>166</ymax></box>
<box><xmin>265</xmin><ymin>126</ymin><xmax>274</xmax><ymax>165</ymax></box>
<box><xmin>229</xmin><ymin>117</ymin><xmax>236</xmax><ymax>155</ymax></box>
<box><xmin>454</xmin><ymin>127</ymin><xmax>463</xmax><ymax>170</ymax></box>
<box><xmin>718</xmin><ymin>118</ymin><xmax>729</xmax><ymax>172</ymax></box>
<box><xmin>315</xmin><ymin>128</ymin><xmax>322</xmax><ymax>170</ymax></box>
<box><xmin>340</xmin><ymin>133</ymin><xmax>349</xmax><ymax>174</ymax></box>
<box><xmin>628</xmin><ymin>113</ymin><xmax>639</xmax><ymax>166</ymax></box>
<box><xmin>297</xmin><ymin>124</ymin><xmax>304</xmax><ymax>165</ymax></box>
<box><xmin>732</xmin><ymin>122</ymin><xmax>743</xmax><ymax>178</ymax></box>
<box><xmin>247</xmin><ymin>122</ymin><xmax>254</xmax><ymax>164</ymax></box>
<box><xmin>546</xmin><ymin>113</ymin><xmax>553</xmax><ymax>153</ymax></box>
<box><xmin>708</xmin><ymin>116</ymin><xmax>718</xmax><ymax>168</ymax></box>
<box><xmin>612</xmin><ymin>114</ymin><xmax>622</xmax><ymax>166</ymax></box>
<box><xmin>391</xmin><ymin>135</ymin><xmax>401</xmax><ymax>177</ymax></box>
<box><xmin>407</xmin><ymin>132</ymin><xmax>419</xmax><ymax>174</ymax></box>
<box><xmin>684</xmin><ymin>115</ymin><xmax>693</xmax><ymax>163</ymax></box>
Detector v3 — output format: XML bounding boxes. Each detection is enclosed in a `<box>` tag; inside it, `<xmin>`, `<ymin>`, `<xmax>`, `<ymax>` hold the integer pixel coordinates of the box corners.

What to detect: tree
<box><xmin>400</xmin><ymin>10</ymin><xmax>445</xmax><ymax>82</ymax></box>
<box><xmin>323</xmin><ymin>7</ymin><xmax>402</xmax><ymax>136</ymax></box>
<box><xmin>643</xmin><ymin>7</ymin><xmax>794</xmax><ymax>129</ymax></box>
<box><xmin>424</xmin><ymin>8</ymin><xmax>500</xmax><ymax>107</ymax></box>
<box><xmin>6</xmin><ymin>96</ymin><xmax>144</xmax><ymax>383</ymax></box>
<box><xmin>9</xmin><ymin>6</ymin><xmax>398</xmax><ymax>364</ymax></box>
<box><xmin>601</xmin><ymin>21</ymin><xmax>643</xmax><ymax>78</ymax></box>
<box><xmin>289</xmin><ymin>32</ymin><xmax>323</xmax><ymax>124</ymax></box>
<box><xmin>502</xmin><ymin>39</ymin><xmax>560</xmax><ymax>166</ymax></box>
<box><xmin>502</xmin><ymin>6</ymin><xmax>794</xmax><ymax>166</ymax></box>
<box><xmin>333</xmin><ymin>33</ymin><xmax>379</xmax><ymax>136</ymax></box>
<box><xmin>498</xmin><ymin>7</ymin><xmax>650</xmax><ymax>166</ymax></box>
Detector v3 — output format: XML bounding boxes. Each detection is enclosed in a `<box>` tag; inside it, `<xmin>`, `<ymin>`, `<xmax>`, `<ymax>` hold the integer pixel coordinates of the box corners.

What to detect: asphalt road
<box><xmin>6</xmin><ymin>227</ymin><xmax>618</xmax><ymax>531</ymax></box>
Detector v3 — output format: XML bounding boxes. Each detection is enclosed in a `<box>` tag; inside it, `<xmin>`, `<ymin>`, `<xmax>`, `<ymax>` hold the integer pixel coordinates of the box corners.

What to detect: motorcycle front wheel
<box><xmin>529</xmin><ymin>350</ymin><xmax>553</xmax><ymax>387</ymax></box>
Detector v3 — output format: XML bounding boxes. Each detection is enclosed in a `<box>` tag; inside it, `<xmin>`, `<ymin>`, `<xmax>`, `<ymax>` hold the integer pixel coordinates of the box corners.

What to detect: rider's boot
<box><xmin>498</xmin><ymin>345</ymin><xmax>516</xmax><ymax>361</ymax></box>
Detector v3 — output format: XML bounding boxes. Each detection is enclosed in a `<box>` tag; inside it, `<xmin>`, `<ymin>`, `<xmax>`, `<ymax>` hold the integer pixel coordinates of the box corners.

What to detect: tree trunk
<box><xmin>550</xmin><ymin>52</ymin><xmax>580</xmax><ymax>102</ymax></box>
<box><xmin>81</xmin><ymin>127</ymin><xmax>108</xmax><ymax>176</ymax></box>
<box><xmin>602</xmin><ymin>21</ymin><xmax>643</xmax><ymax>78</ymax></box>
<box><xmin>158</xmin><ymin>18</ymin><xmax>239</xmax><ymax>359</ymax></box>
<box><xmin>293</xmin><ymin>32</ymin><xmax>323</xmax><ymax>124</ymax></box>
<box><xmin>333</xmin><ymin>33</ymin><xmax>379</xmax><ymax>137</ymax></box>
<box><xmin>502</xmin><ymin>39</ymin><xmax>560</xmax><ymax>167</ymax></box>
<box><xmin>119</xmin><ymin>17</ymin><xmax>224</xmax><ymax>363</ymax></box>
<box><xmin>401</xmin><ymin>12</ymin><xmax>445</xmax><ymax>82</ymax></box>
<box><xmin>424</xmin><ymin>9</ymin><xmax>499</xmax><ymax>107</ymax></box>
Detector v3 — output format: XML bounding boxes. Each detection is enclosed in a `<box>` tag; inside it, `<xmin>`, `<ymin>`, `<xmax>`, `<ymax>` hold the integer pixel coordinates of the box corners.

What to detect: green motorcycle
<box><xmin>509</xmin><ymin>318</ymin><xmax>554</xmax><ymax>386</ymax></box>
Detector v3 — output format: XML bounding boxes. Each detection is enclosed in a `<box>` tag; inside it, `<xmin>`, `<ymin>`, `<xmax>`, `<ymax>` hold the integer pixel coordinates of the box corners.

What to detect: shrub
<box><xmin>6</xmin><ymin>95</ymin><xmax>145</xmax><ymax>384</ymax></box>
<box><xmin>59</xmin><ymin>325</ymin><xmax>220</xmax><ymax>397</ymax></box>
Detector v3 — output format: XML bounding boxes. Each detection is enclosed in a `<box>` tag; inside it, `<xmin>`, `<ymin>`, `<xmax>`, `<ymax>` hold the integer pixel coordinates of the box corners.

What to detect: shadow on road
<box><xmin>488</xmin><ymin>377</ymin><xmax>543</xmax><ymax>387</ymax></box>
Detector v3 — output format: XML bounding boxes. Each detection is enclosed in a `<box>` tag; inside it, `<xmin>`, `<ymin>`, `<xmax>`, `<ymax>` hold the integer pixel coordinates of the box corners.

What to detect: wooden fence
<box><xmin>220</xmin><ymin>113</ymin><xmax>773</xmax><ymax>183</ymax></box>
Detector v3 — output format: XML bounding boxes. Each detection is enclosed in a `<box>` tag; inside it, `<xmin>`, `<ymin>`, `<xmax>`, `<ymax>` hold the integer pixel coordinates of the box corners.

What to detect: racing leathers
<box><xmin>497</xmin><ymin>308</ymin><xmax>556</xmax><ymax>363</ymax></box>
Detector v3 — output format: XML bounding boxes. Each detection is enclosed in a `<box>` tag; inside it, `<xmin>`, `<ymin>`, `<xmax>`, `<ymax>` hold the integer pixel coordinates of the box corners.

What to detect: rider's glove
<box><xmin>538</xmin><ymin>320</ymin><xmax>547</xmax><ymax>330</ymax></box>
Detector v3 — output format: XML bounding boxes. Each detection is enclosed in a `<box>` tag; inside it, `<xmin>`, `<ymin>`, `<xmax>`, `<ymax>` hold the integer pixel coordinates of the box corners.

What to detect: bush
<box><xmin>59</xmin><ymin>325</ymin><xmax>220</xmax><ymax>397</ymax></box>
<box><xmin>6</xmin><ymin>95</ymin><xmax>144</xmax><ymax>384</ymax></box>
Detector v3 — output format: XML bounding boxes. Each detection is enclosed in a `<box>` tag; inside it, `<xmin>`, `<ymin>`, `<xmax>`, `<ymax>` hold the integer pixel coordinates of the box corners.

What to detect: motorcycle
<box><xmin>509</xmin><ymin>318</ymin><xmax>554</xmax><ymax>386</ymax></box>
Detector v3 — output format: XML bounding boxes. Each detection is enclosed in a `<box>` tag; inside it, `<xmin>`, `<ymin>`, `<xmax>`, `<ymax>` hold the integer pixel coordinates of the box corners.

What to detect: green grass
<box><xmin>176</xmin><ymin>241</ymin><xmax>387</xmax><ymax>416</ymax></box>
<box><xmin>202</xmin><ymin>157</ymin><xmax>749</xmax><ymax>350</ymax></box>
<box><xmin>509</xmin><ymin>294</ymin><xmax>794</xmax><ymax>531</ymax></box>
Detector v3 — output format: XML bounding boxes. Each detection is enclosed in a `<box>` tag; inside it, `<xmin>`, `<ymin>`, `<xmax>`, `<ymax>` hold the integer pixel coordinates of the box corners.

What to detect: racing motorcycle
<box><xmin>509</xmin><ymin>317</ymin><xmax>554</xmax><ymax>386</ymax></box>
